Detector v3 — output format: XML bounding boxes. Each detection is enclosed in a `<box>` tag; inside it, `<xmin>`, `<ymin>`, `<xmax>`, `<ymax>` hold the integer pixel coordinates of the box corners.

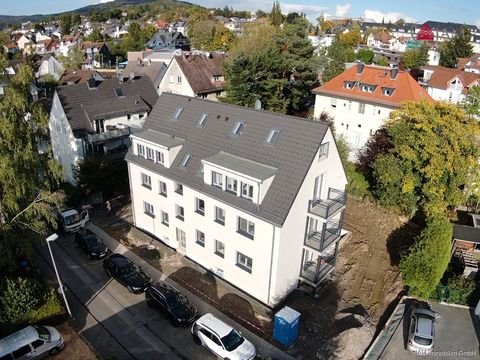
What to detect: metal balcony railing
<box><xmin>300</xmin><ymin>253</ymin><xmax>336</xmax><ymax>285</ymax></box>
<box><xmin>86</xmin><ymin>127</ymin><xmax>130</xmax><ymax>143</ymax></box>
<box><xmin>305</xmin><ymin>221</ymin><xmax>342</xmax><ymax>252</ymax></box>
<box><xmin>309</xmin><ymin>188</ymin><xmax>346</xmax><ymax>219</ymax></box>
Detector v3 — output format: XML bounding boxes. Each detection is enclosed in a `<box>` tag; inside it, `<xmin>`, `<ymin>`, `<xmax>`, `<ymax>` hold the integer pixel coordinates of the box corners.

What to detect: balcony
<box><xmin>305</xmin><ymin>220</ymin><xmax>342</xmax><ymax>252</ymax></box>
<box><xmin>86</xmin><ymin>127</ymin><xmax>130</xmax><ymax>144</ymax></box>
<box><xmin>300</xmin><ymin>253</ymin><xmax>336</xmax><ymax>285</ymax></box>
<box><xmin>309</xmin><ymin>188</ymin><xmax>346</xmax><ymax>219</ymax></box>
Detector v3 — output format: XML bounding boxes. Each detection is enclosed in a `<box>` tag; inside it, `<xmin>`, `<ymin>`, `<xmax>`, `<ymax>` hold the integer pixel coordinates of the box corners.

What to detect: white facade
<box><xmin>314</xmin><ymin>94</ymin><xmax>394</xmax><ymax>156</ymax></box>
<box><xmin>37</xmin><ymin>56</ymin><xmax>64</xmax><ymax>81</ymax></box>
<box><xmin>128</xmin><ymin>128</ymin><xmax>347</xmax><ymax>306</ymax></box>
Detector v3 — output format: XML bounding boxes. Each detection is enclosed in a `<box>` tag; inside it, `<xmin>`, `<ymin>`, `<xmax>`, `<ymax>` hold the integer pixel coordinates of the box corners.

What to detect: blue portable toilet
<box><xmin>273</xmin><ymin>306</ymin><xmax>301</xmax><ymax>347</ymax></box>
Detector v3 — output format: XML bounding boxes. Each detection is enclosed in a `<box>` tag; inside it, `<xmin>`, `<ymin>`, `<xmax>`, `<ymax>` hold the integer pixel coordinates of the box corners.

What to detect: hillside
<box><xmin>0</xmin><ymin>0</ymin><xmax>196</xmax><ymax>26</ymax></box>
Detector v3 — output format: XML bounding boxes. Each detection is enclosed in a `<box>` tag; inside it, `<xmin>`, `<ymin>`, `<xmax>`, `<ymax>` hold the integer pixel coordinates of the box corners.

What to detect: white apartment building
<box><xmin>126</xmin><ymin>93</ymin><xmax>348</xmax><ymax>307</ymax></box>
<box><xmin>313</xmin><ymin>63</ymin><xmax>432</xmax><ymax>157</ymax></box>
<box><xmin>49</xmin><ymin>76</ymin><xmax>158</xmax><ymax>183</ymax></box>
<box><xmin>158</xmin><ymin>52</ymin><xmax>226</xmax><ymax>101</ymax></box>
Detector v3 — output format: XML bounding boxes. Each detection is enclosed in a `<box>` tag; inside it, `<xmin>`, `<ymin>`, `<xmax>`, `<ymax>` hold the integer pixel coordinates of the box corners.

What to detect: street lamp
<box><xmin>46</xmin><ymin>233</ymin><xmax>72</xmax><ymax>318</ymax></box>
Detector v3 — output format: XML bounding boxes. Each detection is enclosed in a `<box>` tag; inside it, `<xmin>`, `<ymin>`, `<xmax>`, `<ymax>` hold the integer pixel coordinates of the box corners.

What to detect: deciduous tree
<box><xmin>440</xmin><ymin>25</ymin><xmax>473</xmax><ymax>68</ymax></box>
<box><xmin>322</xmin><ymin>37</ymin><xmax>355</xmax><ymax>82</ymax></box>
<box><xmin>58</xmin><ymin>45</ymin><xmax>84</xmax><ymax>71</ymax></box>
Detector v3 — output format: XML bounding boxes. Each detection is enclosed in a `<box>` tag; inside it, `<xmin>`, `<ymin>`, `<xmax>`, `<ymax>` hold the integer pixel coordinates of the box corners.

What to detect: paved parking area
<box><xmin>380</xmin><ymin>302</ymin><xmax>480</xmax><ymax>360</ymax></box>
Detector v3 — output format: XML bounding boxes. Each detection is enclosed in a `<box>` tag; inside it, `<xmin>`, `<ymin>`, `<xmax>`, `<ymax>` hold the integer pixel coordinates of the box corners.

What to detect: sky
<box><xmin>1</xmin><ymin>0</ymin><xmax>479</xmax><ymax>28</ymax></box>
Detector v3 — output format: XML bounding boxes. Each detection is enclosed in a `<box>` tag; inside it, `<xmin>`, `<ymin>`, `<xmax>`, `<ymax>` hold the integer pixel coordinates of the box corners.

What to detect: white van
<box><xmin>0</xmin><ymin>325</ymin><xmax>64</xmax><ymax>360</ymax></box>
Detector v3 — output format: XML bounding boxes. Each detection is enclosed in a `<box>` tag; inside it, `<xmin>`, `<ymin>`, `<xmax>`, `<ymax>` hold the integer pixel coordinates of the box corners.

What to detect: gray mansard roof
<box><xmin>55</xmin><ymin>76</ymin><xmax>158</xmax><ymax>133</ymax></box>
<box><xmin>126</xmin><ymin>93</ymin><xmax>330</xmax><ymax>226</ymax></box>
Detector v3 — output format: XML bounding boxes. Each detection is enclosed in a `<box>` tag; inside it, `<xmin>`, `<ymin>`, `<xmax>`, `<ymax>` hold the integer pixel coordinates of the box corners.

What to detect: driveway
<box><xmin>380</xmin><ymin>301</ymin><xmax>480</xmax><ymax>360</ymax></box>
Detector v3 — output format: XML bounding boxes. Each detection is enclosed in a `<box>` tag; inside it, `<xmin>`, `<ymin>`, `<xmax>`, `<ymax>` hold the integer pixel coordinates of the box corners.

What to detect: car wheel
<box><xmin>192</xmin><ymin>333</ymin><xmax>202</xmax><ymax>345</ymax></box>
<box><xmin>105</xmin><ymin>268</ymin><xmax>112</xmax><ymax>278</ymax></box>
<box><xmin>49</xmin><ymin>347</ymin><xmax>61</xmax><ymax>355</ymax></box>
<box><xmin>127</xmin><ymin>285</ymin><xmax>133</xmax><ymax>293</ymax></box>
<box><xmin>88</xmin><ymin>253</ymin><xmax>94</xmax><ymax>260</ymax></box>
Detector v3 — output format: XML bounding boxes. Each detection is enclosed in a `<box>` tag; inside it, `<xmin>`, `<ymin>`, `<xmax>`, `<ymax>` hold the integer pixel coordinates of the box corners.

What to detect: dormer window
<box><xmin>179</xmin><ymin>153</ymin><xmax>191</xmax><ymax>167</ymax></box>
<box><xmin>173</xmin><ymin>107</ymin><xmax>183</xmax><ymax>120</ymax></box>
<box><xmin>344</xmin><ymin>81</ymin><xmax>354</xmax><ymax>89</ymax></box>
<box><xmin>212</xmin><ymin>171</ymin><xmax>223</xmax><ymax>188</ymax></box>
<box><xmin>232</xmin><ymin>121</ymin><xmax>245</xmax><ymax>136</ymax></box>
<box><xmin>360</xmin><ymin>84</ymin><xmax>376</xmax><ymax>93</ymax></box>
<box><xmin>265</xmin><ymin>129</ymin><xmax>280</xmax><ymax>145</ymax></box>
<box><xmin>213</xmin><ymin>75</ymin><xmax>223</xmax><ymax>82</ymax></box>
<box><xmin>196</xmin><ymin>113</ymin><xmax>208</xmax><ymax>128</ymax></box>
<box><xmin>241</xmin><ymin>182</ymin><xmax>254</xmax><ymax>200</ymax></box>
<box><xmin>382</xmin><ymin>87</ymin><xmax>394</xmax><ymax>96</ymax></box>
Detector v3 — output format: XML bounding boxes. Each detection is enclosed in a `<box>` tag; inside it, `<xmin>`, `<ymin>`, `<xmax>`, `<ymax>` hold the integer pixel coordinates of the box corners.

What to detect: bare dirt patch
<box><xmin>56</xmin><ymin>321</ymin><xmax>98</xmax><ymax>360</ymax></box>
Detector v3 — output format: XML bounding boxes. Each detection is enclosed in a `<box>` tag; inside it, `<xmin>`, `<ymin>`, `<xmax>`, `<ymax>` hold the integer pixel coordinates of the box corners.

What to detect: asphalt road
<box><xmin>35</xmin><ymin>233</ymin><xmax>216</xmax><ymax>360</ymax></box>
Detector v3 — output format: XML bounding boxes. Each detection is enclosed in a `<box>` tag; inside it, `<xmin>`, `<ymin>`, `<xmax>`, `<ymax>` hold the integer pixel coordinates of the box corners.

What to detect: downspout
<box><xmin>127</xmin><ymin>162</ymin><xmax>136</xmax><ymax>226</ymax></box>
<box><xmin>267</xmin><ymin>223</ymin><xmax>276</xmax><ymax>307</ymax></box>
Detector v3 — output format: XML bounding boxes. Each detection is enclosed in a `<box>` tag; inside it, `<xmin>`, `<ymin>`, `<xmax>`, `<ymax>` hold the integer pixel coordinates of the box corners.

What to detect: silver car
<box><xmin>407</xmin><ymin>307</ymin><xmax>436</xmax><ymax>354</ymax></box>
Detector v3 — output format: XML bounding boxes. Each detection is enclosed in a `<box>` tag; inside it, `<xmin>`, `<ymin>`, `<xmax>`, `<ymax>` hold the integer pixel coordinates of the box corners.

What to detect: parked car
<box><xmin>191</xmin><ymin>313</ymin><xmax>256</xmax><ymax>360</ymax></box>
<box><xmin>75</xmin><ymin>229</ymin><xmax>108</xmax><ymax>259</ymax></box>
<box><xmin>0</xmin><ymin>325</ymin><xmax>64</xmax><ymax>359</ymax></box>
<box><xmin>145</xmin><ymin>281</ymin><xmax>197</xmax><ymax>326</ymax></box>
<box><xmin>407</xmin><ymin>306</ymin><xmax>436</xmax><ymax>354</ymax></box>
<box><xmin>103</xmin><ymin>254</ymin><xmax>151</xmax><ymax>294</ymax></box>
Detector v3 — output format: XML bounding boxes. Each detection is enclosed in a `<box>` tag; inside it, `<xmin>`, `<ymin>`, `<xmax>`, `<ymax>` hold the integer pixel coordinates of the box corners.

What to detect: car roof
<box><xmin>62</xmin><ymin>209</ymin><xmax>78</xmax><ymax>217</ymax></box>
<box><xmin>108</xmin><ymin>254</ymin><xmax>131</xmax><ymax>266</ymax></box>
<box><xmin>0</xmin><ymin>326</ymin><xmax>38</xmax><ymax>357</ymax></box>
<box><xmin>415</xmin><ymin>314</ymin><xmax>434</xmax><ymax>338</ymax></box>
<box><xmin>196</xmin><ymin>313</ymin><xmax>233</xmax><ymax>338</ymax></box>
<box><xmin>79</xmin><ymin>229</ymin><xmax>97</xmax><ymax>238</ymax></box>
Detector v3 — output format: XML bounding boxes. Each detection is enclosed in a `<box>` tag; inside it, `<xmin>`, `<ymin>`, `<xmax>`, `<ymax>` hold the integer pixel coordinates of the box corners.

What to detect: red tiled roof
<box><xmin>313</xmin><ymin>65</ymin><xmax>432</xmax><ymax>107</ymax></box>
<box><xmin>374</xmin><ymin>31</ymin><xmax>392</xmax><ymax>43</ymax></box>
<box><xmin>425</xmin><ymin>66</ymin><xmax>480</xmax><ymax>93</ymax></box>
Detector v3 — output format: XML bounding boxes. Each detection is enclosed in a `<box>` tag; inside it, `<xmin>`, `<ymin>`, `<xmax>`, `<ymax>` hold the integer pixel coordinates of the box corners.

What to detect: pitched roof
<box><xmin>174</xmin><ymin>52</ymin><xmax>225</xmax><ymax>94</ymax></box>
<box><xmin>123</xmin><ymin>60</ymin><xmax>167</xmax><ymax>88</ymax></box>
<box><xmin>313</xmin><ymin>64</ymin><xmax>433</xmax><ymax>107</ymax></box>
<box><xmin>126</xmin><ymin>93</ymin><xmax>331</xmax><ymax>226</ymax></box>
<box><xmin>416</xmin><ymin>23</ymin><xmax>434</xmax><ymax>41</ymax></box>
<box><xmin>424</xmin><ymin>66</ymin><xmax>480</xmax><ymax>92</ymax></box>
<box><xmin>59</xmin><ymin>70</ymin><xmax>115</xmax><ymax>85</ymax></box>
<box><xmin>81</xmin><ymin>41</ymin><xmax>106</xmax><ymax>50</ymax></box>
<box><xmin>374</xmin><ymin>31</ymin><xmax>393</xmax><ymax>43</ymax></box>
<box><xmin>453</xmin><ymin>224</ymin><xmax>480</xmax><ymax>244</ymax></box>
<box><xmin>55</xmin><ymin>76</ymin><xmax>158</xmax><ymax>133</ymax></box>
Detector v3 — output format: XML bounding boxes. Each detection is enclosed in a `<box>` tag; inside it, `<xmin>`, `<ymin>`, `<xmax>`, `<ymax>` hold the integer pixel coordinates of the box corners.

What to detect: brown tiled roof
<box><xmin>175</xmin><ymin>53</ymin><xmax>226</xmax><ymax>94</ymax></box>
<box><xmin>426</xmin><ymin>66</ymin><xmax>480</xmax><ymax>92</ymax></box>
<box><xmin>60</xmin><ymin>70</ymin><xmax>115</xmax><ymax>85</ymax></box>
<box><xmin>313</xmin><ymin>65</ymin><xmax>432</xmax><ymax>107</ymax></box>
<box><xmin>81</xmin><ymin>41</ymin><xmax>105</xmax><ymax>50</ymax></box>
<box><xmin>374</xmin><ymin>31</ymin><xmax>393</xmax><ymax>43</ymax></box>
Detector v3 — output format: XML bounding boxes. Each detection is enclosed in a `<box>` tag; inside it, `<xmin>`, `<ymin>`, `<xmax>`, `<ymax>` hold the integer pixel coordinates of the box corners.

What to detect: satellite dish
<box><xmin>255</xmin><ymin>99</ymin><xmax>262</xmax><ymax>110</ymax></box>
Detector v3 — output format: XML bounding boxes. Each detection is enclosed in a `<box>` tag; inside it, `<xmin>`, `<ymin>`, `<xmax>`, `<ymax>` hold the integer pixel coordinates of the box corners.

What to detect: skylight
<box><xmin>232</xmin><ymin>121</ymin><xmax>245</xmax><ymax>136</ymax></box>
<box><xmin>114</xmin><ymin>87</ymin><xmax>125</xmax><ymax>97</ymax></box>
<box><xmin>179</xmin><ymin>153</ymin><xmax>191</xmax><ymax>167</ymax></box>
<box><xmin>173</xmin><ymin>107</ymin><xmax>183</xmax><ymax>120</ymax></box>
<box><xmin>266</xmin><ymin>129</ymin><xmax>280</xmax><ymax>145</ymax></box>
<box><xmin>196</xmin><ymin>113</ymin><xmax>208</xmax><ymax>128</ymax></box>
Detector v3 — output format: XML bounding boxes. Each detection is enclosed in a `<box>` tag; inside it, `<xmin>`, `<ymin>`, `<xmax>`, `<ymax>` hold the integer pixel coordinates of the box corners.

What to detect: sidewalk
<box><xmin>87</xmin><ymin>222</ymin><xmax>296</xmax><ymax>360</ymax></box>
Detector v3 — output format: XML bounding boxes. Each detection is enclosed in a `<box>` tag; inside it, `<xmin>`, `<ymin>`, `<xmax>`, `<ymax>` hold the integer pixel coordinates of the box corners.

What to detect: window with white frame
<box><xmin>146</xmin><ymin>147</ymin><xmax>155</xmax><ymax>161</ymax></box>
<box><xmin>143</xmin><ymin>201</ymin><xmax>154</xmax><ymax>217</ymax></box>
<box><xmin>141</xmin><ymin>173</ymin><xmax>151</xmax><ymax>189</ymax></box>
<box><xmin>195</xmin><ymin>197</ymin><xmax>205</xmax><ymax>215</ymax></box>
<box><xmin>156</xmin><ymin>150</ymin><xmax>165</xmax><ymax>165</ymax></box>
<box><xmin>159</xmin><ymin>181</ymin><xmax>167</xmax><ymax>197</ymax></box>
<box><xmin>196</xmin><ymin>230</ymin><xmax>205</xmax><ymax>247</ymax></box>
<box><xmin>358</xmin><ymin>103</ymin><xmax>365</xmax><ymax>114</ymax></box>
<box><xmin>319</xmin><ymin>142</ymin><xmax>329</xmax><ymax>160</ymax></box>
<box><xmin>226</xmin><ymin>177</ymin><xmax>238</xmax><ymax>193</ymax></box>
<box><xmin>212</xmin><ymin>171</ymin><xmax>223</xmax><ymax>188</ymax></box>
<box><xmin>175</xmin><ymin>205</ymin><xmax>184</xmax><ymax>221</ymax></box>
<box><xmin>215</xmin><ymin>206</ymin><xmax>225</xmax><ymax>225</ymax></box>
<box><xmin>241</xmin><ymin>182</ymin><xmax>254</xmax><ymax>200</ymax></box>
<box><xmin>236</xmin><ymin>252</ymin><xmax>252</xmax><ymax>273</ymax></box>
<box><xmin>265</xmin><ymin>129</ymin><xmax>280</xmax><ymax>145</ymax></box>
<box><xmin>137</xmin><ymin>143</ymin><xmax>145</xmax><ymax>157</ymax></box>
<box><xmin>238</xmin><ymin>217</ymin><xmax>255</xmax><ymax>239</ymax></box>
<box><xmin>215</xmin><ymin>240</ymin><xmax>225</xmax><ymax>258</ymax></box>
<box><xmin>161</xmin><ymin>211</ymin><xmax>169</xmax><ymax>226</ymax></box>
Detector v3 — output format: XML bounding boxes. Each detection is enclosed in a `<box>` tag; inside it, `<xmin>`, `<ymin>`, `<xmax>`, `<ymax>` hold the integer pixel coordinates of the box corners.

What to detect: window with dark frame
<box><xmin>195</xmin><ymin>198</ymin><xmax>205</xmax><ymax>215</ymax></box>
<box><xmin>215</xmin><ymin>240</ymin><xmax>225</xmax><ymax>258</ymax></box>
<box><xmin>236</xmin><ymin>252</ymin><xmax>252</xmax><ymax>273</ymax></box>
<box><xmin>196</xmin><ymin>230</ymin><xmax>205</xmax><ymax>247</ymax></box>
<box><xmin>161</xmin><ymin>211</ymin><xmax>169</xmax><ymax>226</ymax></box>
<box><xmin>175</xmin><ymin>205</ymin><xmax>184</xmax><ymax>221</ymax></box>
<box><xmin>175</xmin><ymin>183</ymin><xmax>183</xmax><ymax>195</ymax></box>
<box><xmin>215</xmin><ymin>206</ymin><xmax>225</xmax><ymax>225</ymax></box>
<box><xmin>143</xmin><ymin>201</ymin><xmax>154</xmax><ymax>217</ymax></box>
<box><xmin>159</xmin><ymin>181</ymin><xmax>167</xmax><ymax>197</ymax></box>
<box><xmin>238</xmin><ymin>217</ymin><xmax>255</xmax><ymax>239</ymax></box>
<box><xmin>141</xmin><ymin>173</ymin><xmax>152</xmax><ymax>189</ymax></box>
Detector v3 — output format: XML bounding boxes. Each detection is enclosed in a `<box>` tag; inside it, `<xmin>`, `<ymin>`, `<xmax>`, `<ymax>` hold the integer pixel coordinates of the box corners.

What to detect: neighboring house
<box><xmin>59</xmin><ymin>70</ymin><xmax>109</xmax><ymax>85</ymax></box>
<box><xmin>313</xmin><ymin>63</ymin><xmax>432</xmax><ymax>157</ymax></box>
<box><xmin>158</xmin><ymin>52</ymin><xmax>226</xmax><ymax>101</ymax></box>
<box><xmin>35</xmin><ymin>54</ymin><xmax>64</xmax><ymax>81</ymax></box>
<box><xmin>451</xmin><ymin>214</ymin><xmax>480</xmax><ymax>279</ymax></box>
<box><xmin>146</xmin><ymin>31</ymin><xmax>189</xmax><ymax>50</ymax></box>
<box><xmin>459</xmin><ymin>54</ymin><xmax>480</xmax><ymax>74</ymax></box>
<box><xmin>17</xmin><ymin>35</ymin><xmax>32</xmax><ymax>50</ymax></box>
<box><xmin>126</xmin><ymin>93</ymin><xmax>348</xmax><ymax>306</ymax></box>
<box><xmin>3</xmin><ymin>43</ymin><xmax>19</xmax><ymax>57</ymax></box>
<box><xmin>366</xmin><ymin>32</ymin><xmax>393</xmax><ymax>49</ymax></box>
<box><xmin>168</xmin><ymin>22</ymin><xmax>188</xmax><ymax>36</ymax></box>
<box><xmin>81</xmin><ymin>41</ymin><xmax>111</xmax><ymax>69</ymax></box>
<box><xmin>419</xmin><ymin>66</ymin><xmax>480</xmax><ymax>104</ymax></box>
<box><xmin>49</xmin><ymin>76</ymin><xmax>158</xmax><ymax>183</ymax></box>
<box><xmin>122</xmin><ymin>58</ymin><xmax>168</xmax><ymax>92</ymax></box>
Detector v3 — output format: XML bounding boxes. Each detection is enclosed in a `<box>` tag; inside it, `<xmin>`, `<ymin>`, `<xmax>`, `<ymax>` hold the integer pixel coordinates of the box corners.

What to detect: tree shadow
<box><xmin>386</xmin><ymin>222</ymin><xmax>421</xmax><ymax>266</ymax></box>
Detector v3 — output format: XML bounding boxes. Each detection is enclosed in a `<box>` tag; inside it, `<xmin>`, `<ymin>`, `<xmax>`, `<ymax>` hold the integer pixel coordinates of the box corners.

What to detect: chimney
<box><xmin>390</xmin><ymin>68</ymin><xmax>399</xmax><ymax>80</ymax></box>
<box><xmin>357</xmin><ymin>62</ymin><xmax>365</xmax><ymax>74</ymax></box>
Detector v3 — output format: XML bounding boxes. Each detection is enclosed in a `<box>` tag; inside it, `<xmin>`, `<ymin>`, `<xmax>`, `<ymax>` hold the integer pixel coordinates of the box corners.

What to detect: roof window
<box><xmin>196</xmin><ymin>113</ymin><xmax>208</xmax><ymax>128</ymax></box>
<box><xmin>114</xmin><ymin>87</ymin><xmax>125</xmax><ymax>97</ymax></box>
<box><xmin>173</xmin><ymin>107</ymin><xmax>183</xmax><ymax>120</ymax></box>
<box><xmin>179</xmin><ymin>153</ymin><xmax>191</xmax><ymax>168</ymax></box>
<box><xmin>382</xmin><ymin>87</ymin><xmax>395</xmax><ymax>96</ymax></box>
<box><xmin>232</xmin><ymin>121</ymin><xmax>245</xmax><ymax>136</ymax></box>
<box><xmin>265</xmin><ymin>129</ymin><xmax>280</xmax><ymax>145</ymax></box>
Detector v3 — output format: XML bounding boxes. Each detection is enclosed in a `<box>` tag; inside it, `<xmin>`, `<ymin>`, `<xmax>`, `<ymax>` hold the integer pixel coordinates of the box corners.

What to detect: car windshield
<box><xmin>35</xmin><ymin>326</ymin><xmax>51</xmax><ymax>341</ymax></box>
<box><xmin>85</xmin><ymin>236</ymin><xmax>101</xmax><ymax>247</ymax></box>
<box><xmin>64</xmin><ymin>213</ymin><xmax>79</xmax><ymax>226</ymax></box>
<box><xmin>221</xmin><ymin>329</ymin><xmax>244</xmax><ymax>351</ymax></box>
<box><xmin>414</xmin><ymin>336</ymin><xmax>433</xmax><ymax>346</ymax></box>
<box><xmin>119</xmin><ymin>263</ymin><xmax>138</xmax><ymax>277</ymax></box>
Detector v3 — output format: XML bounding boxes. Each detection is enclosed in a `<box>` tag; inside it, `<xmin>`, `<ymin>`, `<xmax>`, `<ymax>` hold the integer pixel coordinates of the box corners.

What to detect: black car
<box><xmin>146</xmin><ymin>281</ymin><xmax>197</xmax><ymax>326</ymax></box>
<box><xmin>103</xmin><ymin>254</ymin><xmax>151</xmax><ymax>294</ymax></box>
<box><xmin>75</xmin><ymin>229</ymin><xmax>108</xmax><ymax>259</ymax></box>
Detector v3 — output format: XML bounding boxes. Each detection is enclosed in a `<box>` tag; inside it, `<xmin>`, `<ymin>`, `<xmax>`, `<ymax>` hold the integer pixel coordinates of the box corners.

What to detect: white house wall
<box><xmin>158</xmin><ymin>58</ymin><xmax>195</xmax><ymax>97</ymax></box>
<box><xmin>269</xmin><ymin>128</ymin><xmax>347</xmax><ymax>304</ymax></box>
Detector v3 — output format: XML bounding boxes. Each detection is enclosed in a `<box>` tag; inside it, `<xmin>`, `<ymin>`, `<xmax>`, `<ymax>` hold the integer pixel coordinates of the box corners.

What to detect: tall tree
<box><xmin>270</xmin><ymin>1</ymin><xmax>283</xmax><ymax>26</ymax></box>
<box><xmin>322</xmin><ymin>37</ymin><xmax>355</xmax><ymax>82</ymax></box>
<box><xmin>462</xmin><ymin>86</ymin><xmax>480</xmax><ymax>119</ymax></box>
<box><xmin>58</xmin><ymin>45</ymin><xmax>84</xmax><ymax>71</ymax></box>
<box><xmin>59</xmin><ymin>13</ymin><xmax>72</xmax><ymax>35</ymax></box>
<box><xmin>188</xmin><ymin>20</ymin><xmax>236</xmax><ymax>51</ymax></box>
<box><xmin>369</xmin><ymin>101</ymin><xmax>480</xmax><ymax>217</ymax></box>
<box><xmin>440</xmin><ymin>25</ymin><xmax>473</xmax><ymax>68</ymax></box>
<box><xmin>0</xmin><ymin>65</ymin><xmax>63</xmax><ymax>273</ymax></box>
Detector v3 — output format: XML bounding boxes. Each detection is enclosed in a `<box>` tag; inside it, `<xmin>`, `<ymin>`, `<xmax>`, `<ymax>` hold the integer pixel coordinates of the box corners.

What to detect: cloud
<box><xmin>99</xmin><ymin>0</ymin><xmax>114</xmax><ymax>3</ymax></box>
<box><xmin>363</xmin><ymin>9</ymin><xmax>416</xmax><ymax>23</ymax></box>
<box><xmin>280</xmin><ymin>3</ymin><xmax>328</xmax><ymax>19</ymax></box>
<box><xmin>335</xmin><ymin>3</ymin><xmax>351</xmax><ymax>17</ymax></box>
